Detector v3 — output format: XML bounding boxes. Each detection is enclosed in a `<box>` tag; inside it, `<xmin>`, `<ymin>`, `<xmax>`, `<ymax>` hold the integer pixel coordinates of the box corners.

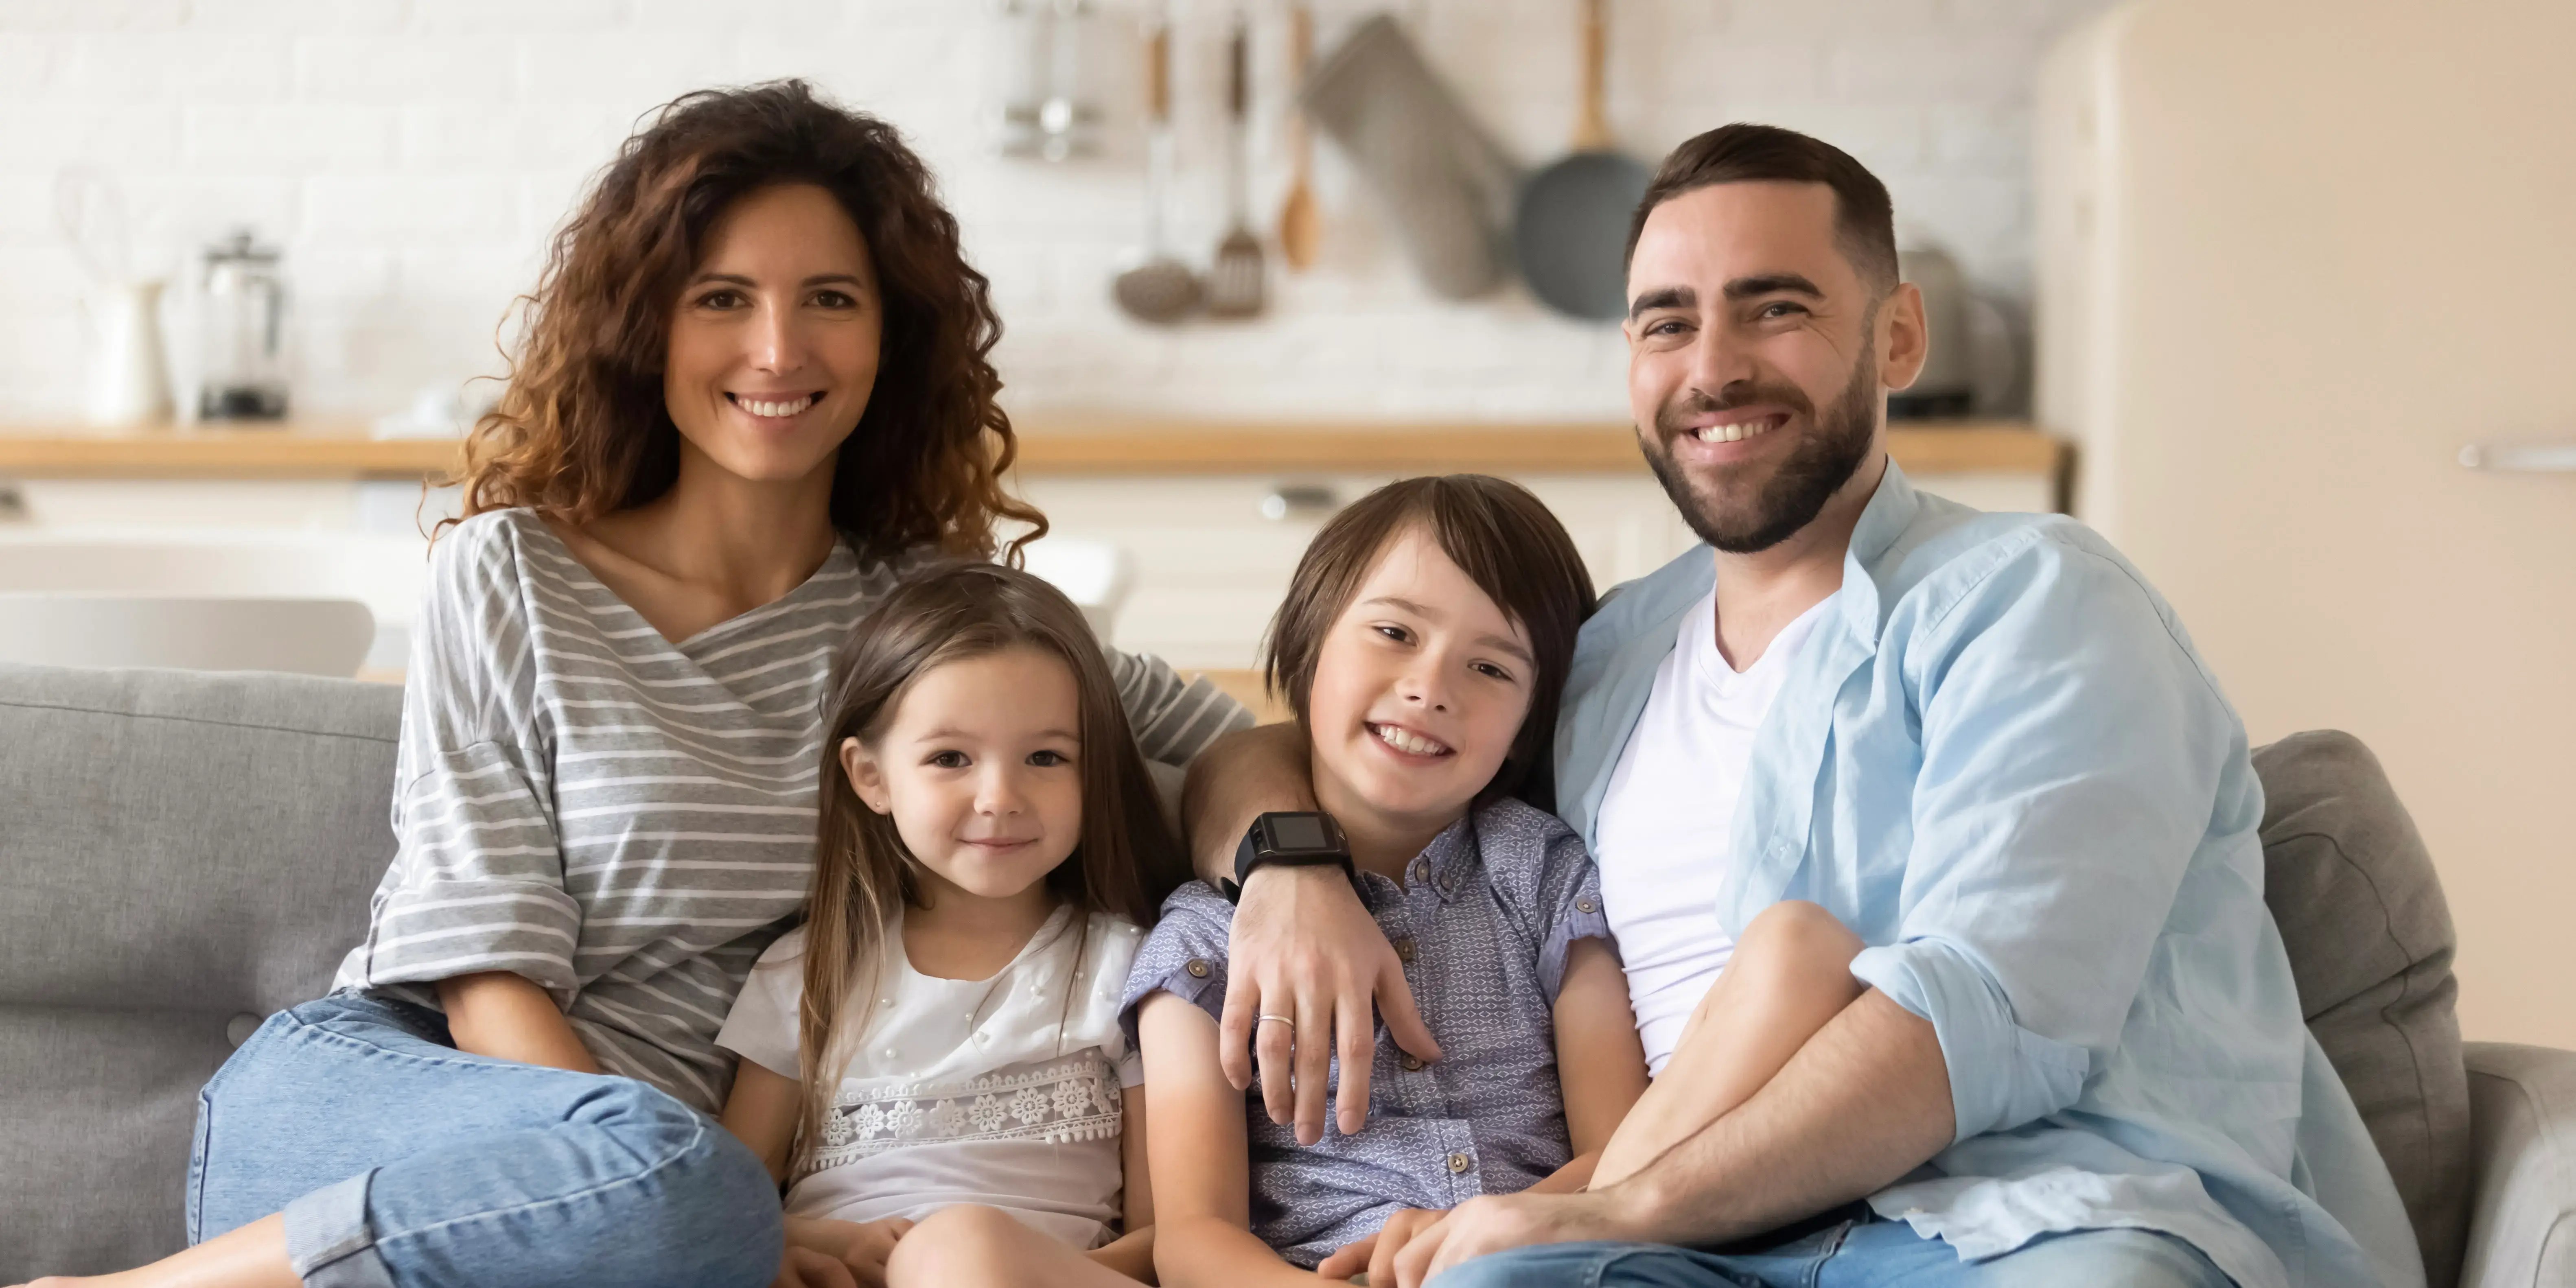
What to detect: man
<box><xmin>1182</xmin><ymin>125</ymin><xmax>2421</xmax><ymax>1288</ymax></box>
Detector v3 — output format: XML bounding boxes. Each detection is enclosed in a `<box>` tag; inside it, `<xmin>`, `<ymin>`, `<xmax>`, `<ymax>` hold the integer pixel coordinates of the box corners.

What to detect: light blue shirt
<box><xmin>1552</xmin><ymin>463</ymin><xmax>2422</xmax><ymax>1288</ymax></box>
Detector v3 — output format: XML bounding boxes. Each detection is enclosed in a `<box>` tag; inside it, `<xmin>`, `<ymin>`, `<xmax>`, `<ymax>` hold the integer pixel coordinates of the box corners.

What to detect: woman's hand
<box><xmin>1221</xmin><ymin>863</ymin><xmax>1438</xmax><ymax>1143</ymax></box>
<box><xmin>1314</xmin><ymin>1207</ymin><xmax>1449</xmax><ymax>1284</ymax></box>
<box><xmin>782</xmin><ymin>1215</ymin><xmax>913</xmax><ymax>1287</ymax></box>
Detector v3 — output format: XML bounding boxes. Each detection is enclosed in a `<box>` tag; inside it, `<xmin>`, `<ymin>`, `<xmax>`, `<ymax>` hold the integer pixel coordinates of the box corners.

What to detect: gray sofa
<box><xmin>2</xmin><ymin>663</ymin><xmax>2570</xmax><ymax>1284</ymax></box>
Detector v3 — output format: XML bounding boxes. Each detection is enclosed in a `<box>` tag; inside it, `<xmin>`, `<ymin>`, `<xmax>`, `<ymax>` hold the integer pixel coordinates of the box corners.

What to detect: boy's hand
<box><xmin>1315</xmin><ymin>1207</ymin><xmax>1449</xmax><ymax>1285</ymax></box>
<box><xmin>782</xmin><ymin>1216</ymin><xmax>914</xmax><ymax>1287</ymax></box>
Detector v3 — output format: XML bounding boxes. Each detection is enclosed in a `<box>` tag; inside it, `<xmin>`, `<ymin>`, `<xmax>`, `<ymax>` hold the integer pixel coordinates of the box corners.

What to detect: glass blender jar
<box><xmin>196</xmin><ymin>228</ymin><xmax>290</xmax><ymax>422</ymax></box>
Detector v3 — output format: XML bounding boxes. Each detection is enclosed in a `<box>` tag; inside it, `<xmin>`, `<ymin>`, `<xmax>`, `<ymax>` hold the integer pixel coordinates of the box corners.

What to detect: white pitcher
<box><xmin>82</xmin><ymin>278</ymin><xmax>172</xmax><ymax>429</ymax></box>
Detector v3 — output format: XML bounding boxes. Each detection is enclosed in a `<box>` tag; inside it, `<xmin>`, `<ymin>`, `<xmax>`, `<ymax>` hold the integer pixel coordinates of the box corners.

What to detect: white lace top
<box><xmin>716</xmin><ymin>905</ymin><xmax>1145</xmax><ymax>1248</ymax></box>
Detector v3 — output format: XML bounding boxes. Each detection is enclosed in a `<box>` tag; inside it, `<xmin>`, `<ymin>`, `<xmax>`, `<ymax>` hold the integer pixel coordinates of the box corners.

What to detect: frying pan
<box><xmin>1514</xmin><ymin>0</ymin><xmax>1651</xmax><ymax>321</ymax></box>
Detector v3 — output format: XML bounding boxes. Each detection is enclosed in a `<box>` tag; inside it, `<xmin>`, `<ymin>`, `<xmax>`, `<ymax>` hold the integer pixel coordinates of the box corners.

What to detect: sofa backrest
<box><xmin>0</xmin><ymin>664</ymin><xmax>401</xmax><ymax>1277</ymax></box>
<box><xmin>2254</xmin><ymin>730</ymin><xmax>2472</xmax><ymax>1287</ymax></box>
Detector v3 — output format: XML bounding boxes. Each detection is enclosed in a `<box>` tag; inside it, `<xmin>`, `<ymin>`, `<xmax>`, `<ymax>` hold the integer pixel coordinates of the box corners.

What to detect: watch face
<box><xmin>1269</xmin><ymin>813</ymin><xmax>1331</xmax><ymax>852</ymax></box>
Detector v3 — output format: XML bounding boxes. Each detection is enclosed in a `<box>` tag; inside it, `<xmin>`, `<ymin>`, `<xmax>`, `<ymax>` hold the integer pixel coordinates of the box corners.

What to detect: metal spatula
<box><xmin>1206</xmin><ymin>17</ymin><xmax>1265</xmax><ymax>318</ymax></box>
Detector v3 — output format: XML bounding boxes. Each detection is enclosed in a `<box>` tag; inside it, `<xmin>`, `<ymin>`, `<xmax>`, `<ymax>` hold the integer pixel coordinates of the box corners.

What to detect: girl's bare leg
<box><xmin>1591</xmin><ymin>900</ymin><xmax>1867</xmax><ymax>1190</ymax></box>
<box><xmin>13</xmin><ymin>1216</ymin><xmax>298</xmax><ymax>1288</ymax></box>
<box><xmin>883</xmin><ymin>1205</ymin><xmax>1144</xmax><ymax>1288</ymax></box>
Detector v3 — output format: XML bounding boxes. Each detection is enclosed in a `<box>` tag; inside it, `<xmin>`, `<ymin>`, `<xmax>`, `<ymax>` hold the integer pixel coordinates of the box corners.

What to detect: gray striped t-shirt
<box><xmin>333</xmin><ymin>508</ymin><xmax>1249</xmax><ymax>1112</ymax></box>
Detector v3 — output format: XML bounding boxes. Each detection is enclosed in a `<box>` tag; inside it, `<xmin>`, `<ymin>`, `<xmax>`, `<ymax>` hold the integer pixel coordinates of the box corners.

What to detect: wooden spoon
<box><xmin>1276</xmin><ymin>2</ymin><xmax>1320</xmax><ymax>272</ymax></box>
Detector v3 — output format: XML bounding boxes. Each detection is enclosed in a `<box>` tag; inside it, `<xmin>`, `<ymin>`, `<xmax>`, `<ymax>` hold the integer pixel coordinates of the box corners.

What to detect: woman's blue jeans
<box><xmin>189</xmin><ymin>992</ymin><xmax>782</xmax><ymax>1288</ymax></box>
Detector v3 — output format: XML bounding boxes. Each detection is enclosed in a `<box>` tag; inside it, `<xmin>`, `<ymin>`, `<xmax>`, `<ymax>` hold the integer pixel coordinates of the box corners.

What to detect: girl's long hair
<box><xmin>442</xmin><ymin>79</ymin><xmax>1044</xmax><ymax>563</ymax></box>
<box><xmin>788</xmin><ymin>562</ymin><xmax>1184</xmax><ymax>1173</ymax></box>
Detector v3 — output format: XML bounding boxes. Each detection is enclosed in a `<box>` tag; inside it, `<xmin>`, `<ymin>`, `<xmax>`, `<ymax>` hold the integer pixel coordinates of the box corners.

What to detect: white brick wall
<box><xmin>0</xmin><ymin>0</ymin><xmax>2114</xmax><ymax>424</ymax></box>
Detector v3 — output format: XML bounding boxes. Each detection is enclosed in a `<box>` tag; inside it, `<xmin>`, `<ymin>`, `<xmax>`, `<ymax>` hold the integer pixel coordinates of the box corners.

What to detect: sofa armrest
<box><xmin>2459</xmin><ymin>1042</ymin><xmax>2576</xmax><ymax>1288</ymax></box>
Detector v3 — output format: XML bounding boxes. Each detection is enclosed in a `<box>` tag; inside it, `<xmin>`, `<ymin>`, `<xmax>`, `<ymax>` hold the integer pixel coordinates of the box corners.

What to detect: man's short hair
<box><xmin>1624</xmin><ymin>122</ymin><xmax>1900</xmax><ymax>297</ymax></box>
<box><xmin>1262</xmin><ymin>475</ymin><xmax>1597</xmax><ymax>804</ymax></box>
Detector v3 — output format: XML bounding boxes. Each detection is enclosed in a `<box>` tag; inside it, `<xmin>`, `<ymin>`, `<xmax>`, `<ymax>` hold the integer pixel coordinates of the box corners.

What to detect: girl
<box><xmin>39</xmin><ymin>82</ymin><xmax>1245</xmax><ymax>1288</ymax></box>
<box><xmin>1122</xmin><ymin>475</ymin><xmax>1652</xmax><ymax>1288</ymax></box>
<box><xmin>717</xmin><ymin>561</ymin><xmax>1183</xmax><ymax>1288</ymax></box>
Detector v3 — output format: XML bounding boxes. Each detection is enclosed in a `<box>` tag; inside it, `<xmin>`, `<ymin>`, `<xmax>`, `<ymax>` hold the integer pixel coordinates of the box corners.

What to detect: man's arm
<box><xmin>1178</xmin><ymin>722</ymin><xmax>1437</xmax><ymax>1141</ymax></box>
<box><xmin>1402</xmin><ymin>989</ymin><xmax>1950</xmax><ymax>1286</ymax></box>
<box><xmin>1613</xmin><ymin>988</ymin><xmax>1950</xmax><ymax>1240</ymax></box>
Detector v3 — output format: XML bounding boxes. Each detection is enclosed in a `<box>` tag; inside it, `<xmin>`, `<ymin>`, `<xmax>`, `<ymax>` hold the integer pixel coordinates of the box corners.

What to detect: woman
<box><xmin>30</xmin><ymin>82</ymin><xmax>1244</xmax><ymax>1288</ymax></box>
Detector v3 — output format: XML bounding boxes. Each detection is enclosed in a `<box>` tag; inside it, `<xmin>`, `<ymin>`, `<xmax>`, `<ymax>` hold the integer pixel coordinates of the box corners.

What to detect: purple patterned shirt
<box><xmin>1119</xmin><ymin>797</ymin><xmax>1611</xmax><ymax>1268</ymax></box>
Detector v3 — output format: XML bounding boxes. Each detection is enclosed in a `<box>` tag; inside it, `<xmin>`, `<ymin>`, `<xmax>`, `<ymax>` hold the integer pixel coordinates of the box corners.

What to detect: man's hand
<box><xmin>781</xmin><ymin>1216</ymin><xmax>912</xmax><ymax>1288</ymax></box>
<box><xmin>1315</xmin><ymin>1207</ymin><xmax>1448</xmax><ymax>1285</ymax></box>
<box><xmin>1221</xmin><ymin>862</ymin><xmax>1439</xmax><ymax>1142</ymax></box>
<box><xmin>1395</xmin><ymin>1191</ymin><xmax>1644</xmax><ymax>1288</ymax></box>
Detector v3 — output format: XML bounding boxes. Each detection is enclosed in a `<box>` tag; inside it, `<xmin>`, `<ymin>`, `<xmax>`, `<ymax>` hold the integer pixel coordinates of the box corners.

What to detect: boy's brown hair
<box><xmin>1262</xmin><ymin>475</ymin><xmax>1597</xmax><ymax>803</ymax></box>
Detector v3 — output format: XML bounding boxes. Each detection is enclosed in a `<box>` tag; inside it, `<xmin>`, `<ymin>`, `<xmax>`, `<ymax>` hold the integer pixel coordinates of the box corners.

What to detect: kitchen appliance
<box><xmin>196</xmin><ymin>229</ymin><xmax>290</xmax><ymax>422</ymax></box>
<box><xmin>1891</xmin><ymin>243</ymin><xmax>1973</xmax><ymax>418</ymax></box>
<box><xmin>1112</xmin><ymin>13</ymin><xmax>1200</xmax><ymax>324</ymax></box>
<box><xmin>1206</xmin><ymin>16</ymin><xmax>1265</xmax><ymax>318</ymax></box>
<box><xmin>2035</xmin><ymin>0</ymin><xmax>2576</xmax><ymax>1056</ymax></box>
<box><xmin>1300</xmin><ymin>15</ymin><xmax>1518</xmax><ymax>300</ymax></box>
<box><xmin>1514</xmin><ymin>0</ymin><xmax>1651</xmax><ymax>321</ymax></box>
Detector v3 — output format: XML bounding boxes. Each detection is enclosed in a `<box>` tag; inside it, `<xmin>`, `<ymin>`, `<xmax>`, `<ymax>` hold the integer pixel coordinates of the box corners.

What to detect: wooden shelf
<box><xmin>0</xmin><ymin>418</ymin><xmax>2063</xmax><ymax>481</ymax></box>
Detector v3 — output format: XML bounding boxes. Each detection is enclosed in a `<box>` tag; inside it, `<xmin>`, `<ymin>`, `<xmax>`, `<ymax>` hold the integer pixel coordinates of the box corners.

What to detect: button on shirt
<box><xmin>1120</xmin><ymin>798</ymin><xmax>1609</xmax><ymax>1269</ymax></box>
<box><xmin>1551</xmin><ymin>463</ymin><xmax>2423</xmax><ymax>1288</ymax></box>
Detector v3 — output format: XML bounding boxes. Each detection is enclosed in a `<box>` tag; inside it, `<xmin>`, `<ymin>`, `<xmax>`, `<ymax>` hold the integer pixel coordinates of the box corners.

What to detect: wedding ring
<box><xmin>1256</xmin><ymin>1013</ymin><xmax>1296</xmax><ymax>1032</ymax></box>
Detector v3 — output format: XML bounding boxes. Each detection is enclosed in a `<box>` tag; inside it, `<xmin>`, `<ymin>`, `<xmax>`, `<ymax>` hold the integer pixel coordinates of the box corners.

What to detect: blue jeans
<box><xmin>1427</xmin><ymin>1211</ymin><xmax>2236</xmax><ymax>1288</ymax></box>
<box><xmin>190</xmin><ymin>992</ymin><xmax>782</xmax><ymax>1288</ymax></box>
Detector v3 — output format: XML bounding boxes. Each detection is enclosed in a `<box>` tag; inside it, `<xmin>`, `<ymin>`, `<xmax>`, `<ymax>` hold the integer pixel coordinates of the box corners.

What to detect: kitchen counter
<box><xmin>0</xmin><ymin>417</ymin><xmax>2066</xmax><ymax>488</ymax></box>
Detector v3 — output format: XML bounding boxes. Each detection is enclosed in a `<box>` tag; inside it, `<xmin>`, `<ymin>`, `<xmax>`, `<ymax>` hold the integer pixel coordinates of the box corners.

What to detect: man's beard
<box><xmin>1640</xmin><ymin>340</ymin><xmax>1878</xmax><ymax>555</ymax></box>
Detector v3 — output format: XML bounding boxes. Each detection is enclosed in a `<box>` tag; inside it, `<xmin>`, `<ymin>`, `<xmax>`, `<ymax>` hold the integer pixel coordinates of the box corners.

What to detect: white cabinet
<box><xmin>1019</xmin><ymin>468</ymin><xmax>2054</xmax><ymax>671</ymax></box>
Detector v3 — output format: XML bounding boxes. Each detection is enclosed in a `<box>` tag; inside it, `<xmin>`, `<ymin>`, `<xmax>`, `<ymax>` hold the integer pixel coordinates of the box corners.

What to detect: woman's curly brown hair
<box><xmin>447</xmin><ymin>80</ymin><xmax>1044</xmax><ymax>563</ymax></box>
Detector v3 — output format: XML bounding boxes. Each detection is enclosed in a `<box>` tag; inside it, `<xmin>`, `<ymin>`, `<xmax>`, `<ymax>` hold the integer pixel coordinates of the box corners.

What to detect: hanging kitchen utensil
<box><xmin>1299</xmin><ymin>14</ymin><xmax>1519</xmax><ymax>300</ymax></box>
<box><xmin>1274</xmin><ymin>1</ymin><xmax>1321</xmax><ymax>272</ymax></box>
<box><xmin>1206</xmin><ymin>16</ymin><xmax>1266</xmax><ymax>317</ymax></box>
<box><xmin>1112</xmin><ymin>14</ymin><xmax>1202</xmax><ymax>324</ymax></box>
<box><xmin>1513</xmin><ymin>0</ymin><xmax>1651</xmax><ymax>321</ymax></box>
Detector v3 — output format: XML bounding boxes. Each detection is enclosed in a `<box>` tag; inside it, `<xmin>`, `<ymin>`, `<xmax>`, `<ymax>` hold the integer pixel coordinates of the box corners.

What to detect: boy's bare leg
<box><xmin>883</xmin><ymin>1205</ymin><xmax>1146</xmax><ymax>1288</ymax></box>
<box><xmin>13</xmin><ymin>1216</ymin><xmax>298</xmax><ymax>1288</ymax></box>
<box><xmin>1591</xmin><ymin>900</ymin><xmax>1867</xmax><ymax>1190</ymax></box>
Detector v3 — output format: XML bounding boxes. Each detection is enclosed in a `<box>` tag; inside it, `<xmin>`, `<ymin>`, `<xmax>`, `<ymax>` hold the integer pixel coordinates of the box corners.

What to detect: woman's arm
<box><xmin>1531</xmin><ymin>937</ymin><xmax>1649</xmax><ymax>1194</ymax></box>
<box><xmin>1086</xmin><ymin>1085</ymin><xmax>1158</xmax><ymax>1279</ymax></box>
<box><xmin>1110</xmin><ymin>649</ymin><xmax>1256</xmax><ymax>771</ymax></box>
<box><xmin>718</xmin><ymin>1055</ymin><xmax>804</xmax><ymax>1183</ymax></box>
<box><xmin>1138</xmin><ymin>994</ymin><xmax>1326</xmax><ymax>1288</ymax></box>
<box><xmin>437</xmin><ymin>971</ymin><xmax>603</xmax><ymax>1074</ymax></box>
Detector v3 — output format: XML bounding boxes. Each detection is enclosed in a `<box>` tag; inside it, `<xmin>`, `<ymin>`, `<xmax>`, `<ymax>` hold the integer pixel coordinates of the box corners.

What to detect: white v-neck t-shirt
<box><xmin>716</xmin><ymin>904</ymin><xmax>1146</xmax><ymax>1248</ymax></box>
<box><xmin>1591</xmin><ymin>588</ymin><xmax>1838</xmax><ymax>1075</ymax></box>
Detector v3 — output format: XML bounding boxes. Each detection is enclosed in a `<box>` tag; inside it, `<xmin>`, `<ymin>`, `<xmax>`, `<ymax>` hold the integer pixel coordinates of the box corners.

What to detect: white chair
<box><xmin>0</xmin><ymin>529</ymin><xmax>428</xmax><ymax>678</ymax></box>
<box><xmin>1019</xmin><ymin>536</ymin><xmax>1135</xmax><ymax>644</ymax></box>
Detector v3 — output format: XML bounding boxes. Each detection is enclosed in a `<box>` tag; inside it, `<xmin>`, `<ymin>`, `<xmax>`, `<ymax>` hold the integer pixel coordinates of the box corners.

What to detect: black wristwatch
<box><xmin>1221</xmin><ymin>811</ymin><xmax>1357</xmax><ymax>903</ymax></box>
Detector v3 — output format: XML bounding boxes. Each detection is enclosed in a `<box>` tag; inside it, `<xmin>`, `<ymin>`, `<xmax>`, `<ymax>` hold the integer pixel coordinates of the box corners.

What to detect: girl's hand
<box><xmin>784</xmin><ymin>1216</ymin><xmax>915</xmax><ymax>1286</ymax></box>
<box><xmin>772</xmin><ymin>1244</ymin><xmax>860</xmax><ymax>1288</ymax></box>
<box><xmin>1314</xmin><ymin>1207</ymin><xmax>1449</xmax><ymax>1285</ymax></box>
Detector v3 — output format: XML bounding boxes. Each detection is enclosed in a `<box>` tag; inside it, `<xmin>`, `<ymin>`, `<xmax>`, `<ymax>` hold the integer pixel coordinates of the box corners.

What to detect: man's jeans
<box><xmin>1429</xmin><ymin>1209</ymin><xmax>2236</xmax><ymax>1288</ymax></box>
<box><xmin>190</xmin><ymin>992</ymin><xmax>781</xmax><ymax>1288</ymax></box>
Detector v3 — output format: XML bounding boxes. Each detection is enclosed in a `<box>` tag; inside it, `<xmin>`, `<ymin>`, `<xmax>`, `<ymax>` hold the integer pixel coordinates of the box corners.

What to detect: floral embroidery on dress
<box><xmin>803</xmin><ymin>1052</ymin><xmax>1124</xmax><ymax>1176</ymax></box>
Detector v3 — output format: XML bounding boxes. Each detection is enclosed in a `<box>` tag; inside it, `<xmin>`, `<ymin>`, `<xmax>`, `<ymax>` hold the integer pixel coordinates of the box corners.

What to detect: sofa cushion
<box><xmin>0</xmin><ymin>664</ymin><xmax>401</xmax><ymax>1277</ymax></box>
<box><xmin>2255</xmin><ymin>730</ymin><xmax>2471</xmax><ymax>1287</ymax></box>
